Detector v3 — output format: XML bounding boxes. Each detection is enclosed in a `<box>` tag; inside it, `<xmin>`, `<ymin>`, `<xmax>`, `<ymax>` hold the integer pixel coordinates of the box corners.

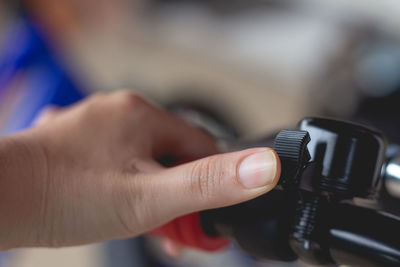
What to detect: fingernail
<box><xmin>238</xmin><ymin>150</ymin><xmax>278</xmax><ymax>189</ymax></box>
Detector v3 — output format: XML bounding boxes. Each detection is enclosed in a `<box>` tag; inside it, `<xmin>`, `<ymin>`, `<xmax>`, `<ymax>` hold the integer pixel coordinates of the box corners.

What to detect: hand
<box><xmin>0</xmin><ymin>91</ymin><xmax>280</xmax><ymax>250</ymax></box>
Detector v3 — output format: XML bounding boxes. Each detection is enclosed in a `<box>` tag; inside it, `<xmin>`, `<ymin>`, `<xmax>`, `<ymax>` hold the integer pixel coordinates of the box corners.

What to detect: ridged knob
<box><xmin>273</xmin><ymin>130</ymin><xmax>311</xmax><ymax>188</ymax></box>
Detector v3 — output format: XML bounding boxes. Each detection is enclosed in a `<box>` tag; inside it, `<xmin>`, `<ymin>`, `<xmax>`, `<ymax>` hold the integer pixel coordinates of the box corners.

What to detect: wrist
<box><xmin>0</xmin><ymin>130</ymin><xmax>48</xmax><ymax>249</ymax></box>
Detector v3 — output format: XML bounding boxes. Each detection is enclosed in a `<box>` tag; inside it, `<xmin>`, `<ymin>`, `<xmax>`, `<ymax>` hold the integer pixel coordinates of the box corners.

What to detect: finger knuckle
<box><xmin>83</xmin><ymin>98</ymin><xmax>104</xmax><ymax>118</ymax></box>
<box><xmin>188</xmin><ymin>157</ymin><xmax>222</xmax><ymax>201</ymax></box>
<box><xmin>88</xmin><ymin>92</ymin><xmax>107</xmax><ymax>103</ymax></box>
<box><xmin>84</xmin><ymin>92</ymin><xmax>108</xmax><ymax>112</ymax></box>
<box><xmin>113</xmin><ymin>91</ymin><xmax>148</xmax><ymax>111</ymax></box>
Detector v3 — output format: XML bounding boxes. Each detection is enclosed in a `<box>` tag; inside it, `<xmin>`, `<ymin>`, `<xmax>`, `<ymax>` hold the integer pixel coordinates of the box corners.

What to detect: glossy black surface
<box><xmin>201</xmin><ymin>117</ymin><xmax>400</xmax><ymax>266</ymax></box>
<box><xmin>299</xmin><ymin>118</ymin><xmax>386</xmax><ymax>198</ymax></box>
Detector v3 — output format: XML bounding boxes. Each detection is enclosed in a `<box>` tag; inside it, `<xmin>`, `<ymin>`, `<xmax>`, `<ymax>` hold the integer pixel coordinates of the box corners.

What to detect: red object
<box><xmin>150</xmin><ymin>212</ymin><xmax>230</xmax><ymax>251</ymax></box>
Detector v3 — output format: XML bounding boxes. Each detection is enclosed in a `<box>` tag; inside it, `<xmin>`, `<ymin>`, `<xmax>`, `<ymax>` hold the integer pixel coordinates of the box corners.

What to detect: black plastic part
<box><xmin>200</xmin><ymin>190</ymin><xmax>298</xmax><ymax>262</ymax></box>
<box><xmin>299</xmin><ymin>118</ymin><xmax>386</xmax><ymax>198</ymax></box>
<box><xmin>328</xmin><ymin>204</ymin><xmax>400</xmax><ymax>266</ymax></box>
<box><xmin>200</xmin><ymin>117</ymin><xmax>396</xmax><ymax>266</ymax></box>
<box><xmin>289</xmin><ymin>192</ymin><xmax>333</xmax><ymax>265</ymax></box>
<box><xmin>273</xmin><ymin>130</ymin><xmax>311</xmax><ymax>188</ymax></box>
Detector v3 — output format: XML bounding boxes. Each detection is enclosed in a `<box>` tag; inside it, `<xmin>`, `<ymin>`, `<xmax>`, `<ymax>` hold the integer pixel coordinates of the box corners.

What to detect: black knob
<box><xmin>273</xmin><ymin>130</ymin><xmax>311</xmax><ymax>188</ymax></box>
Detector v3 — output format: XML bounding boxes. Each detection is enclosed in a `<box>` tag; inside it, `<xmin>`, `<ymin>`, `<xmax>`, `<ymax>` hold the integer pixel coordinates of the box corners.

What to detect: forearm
<box><xmin>0</xmin><ymin>131</ymin><xmax>47</xmax><ymax>250</ymax></box>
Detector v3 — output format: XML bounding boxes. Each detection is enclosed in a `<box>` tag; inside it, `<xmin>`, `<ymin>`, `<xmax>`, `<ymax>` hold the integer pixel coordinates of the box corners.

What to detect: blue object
<box><xmin>0</xmin><ymin>17</ymin><xmax>85</xmax><ymax>134</ymax></box>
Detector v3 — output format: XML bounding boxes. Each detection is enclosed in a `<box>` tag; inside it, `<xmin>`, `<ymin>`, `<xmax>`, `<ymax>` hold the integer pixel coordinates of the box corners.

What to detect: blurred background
<box><xmin>1</xmin><ymin>0</ymin><xmax>400</xmax><ymax>266</ymax></box>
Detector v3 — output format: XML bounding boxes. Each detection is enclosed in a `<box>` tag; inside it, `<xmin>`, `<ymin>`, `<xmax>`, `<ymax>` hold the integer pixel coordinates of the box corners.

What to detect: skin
<box><xmin>0</xmin><ymin>91</ymin><xmax>280</xmax><ymax>251</ymax></box>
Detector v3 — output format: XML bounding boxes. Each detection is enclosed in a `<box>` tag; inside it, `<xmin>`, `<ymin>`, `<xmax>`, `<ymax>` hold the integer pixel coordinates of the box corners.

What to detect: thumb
<box><xmin>144</xmin><ymin>147</ymin><xmax>280</xmax><ymax>221</ymax></box>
